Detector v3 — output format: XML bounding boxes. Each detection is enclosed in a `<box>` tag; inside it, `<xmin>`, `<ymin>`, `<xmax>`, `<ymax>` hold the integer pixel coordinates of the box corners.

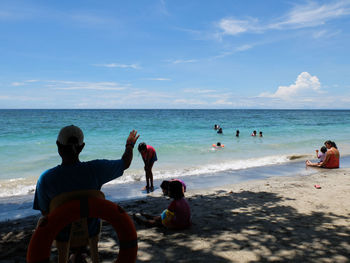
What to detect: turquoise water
<box><xmin>0</xmin><ymin>109</ymin><xmax>350</xmax><ymax>220</ymax></box>
<box><xmin>1</xmin><ymin>109</ymin><xmax>350</xmax><ymax>195</ymax></box>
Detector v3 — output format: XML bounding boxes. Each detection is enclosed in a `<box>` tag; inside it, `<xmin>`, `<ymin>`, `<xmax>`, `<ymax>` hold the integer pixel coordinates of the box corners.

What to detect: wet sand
<box><xmin>1</xmin><ymin>168</ymin><xmax>350</xmax><ymax>262</ymax></box>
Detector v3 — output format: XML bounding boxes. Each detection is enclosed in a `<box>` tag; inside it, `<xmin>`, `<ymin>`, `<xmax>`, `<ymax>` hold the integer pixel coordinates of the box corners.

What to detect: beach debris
<box><xmin>288</xmin><ymin>154</ymin><xmax>308</xmax><ymax>160</ymax></box>
<box><xmin>314</xmin><ymin>184</ymin><xmax>322</xmax><ymax>189</ymax></box>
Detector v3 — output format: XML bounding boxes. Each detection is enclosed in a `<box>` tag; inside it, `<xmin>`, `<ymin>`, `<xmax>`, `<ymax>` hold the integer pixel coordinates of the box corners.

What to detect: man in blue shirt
<box><xmin>33</xmin><ymin>125</ymin><xmax>139</xmax><ymax>260</ymax></box>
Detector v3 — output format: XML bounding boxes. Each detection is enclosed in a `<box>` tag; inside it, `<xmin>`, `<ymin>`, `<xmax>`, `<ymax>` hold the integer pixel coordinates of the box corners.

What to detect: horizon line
<box><xmin>0</xmin><ymin>108</ymin><xmax>350</xmax><ymax>111</ymax></box>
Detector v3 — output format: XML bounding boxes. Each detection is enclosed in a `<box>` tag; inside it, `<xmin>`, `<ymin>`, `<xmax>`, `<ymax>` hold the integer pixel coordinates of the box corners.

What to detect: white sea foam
<box><xmin>0</xmin><ymin>178</ymin><xmax>36</xmax><ymax>198</ymax></box>
<box><xmin>106</xmin><ymin>154</ymin><xmax>294</xmax><ymax>185</ymax></box>
<box><xmin>0</xmin><ymin>152</ymin><xmax>346</xmax><ymax>198</ymax></box>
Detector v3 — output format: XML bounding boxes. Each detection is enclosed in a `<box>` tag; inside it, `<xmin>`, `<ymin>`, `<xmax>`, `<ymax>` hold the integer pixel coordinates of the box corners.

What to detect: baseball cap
<box><xmin>57</xmin><ymin>125</ymin><xmax>84</xmax><ymax>146</ymax></box>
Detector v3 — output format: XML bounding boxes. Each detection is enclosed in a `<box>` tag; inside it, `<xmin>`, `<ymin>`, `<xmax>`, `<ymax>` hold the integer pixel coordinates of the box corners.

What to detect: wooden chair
<box><xmin>49</xmin><ymin>190</ymin><xmax>105</xmax><ymax>263</ymax></box>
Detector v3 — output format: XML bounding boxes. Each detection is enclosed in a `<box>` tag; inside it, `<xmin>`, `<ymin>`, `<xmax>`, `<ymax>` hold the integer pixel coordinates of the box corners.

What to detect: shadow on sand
<box><xmin>99</xmin><ymin>191</ymin><xmax>350</xmax><ymax>262</ymax></box>
<box><xmin>1</xmin><ymin>190</ymin><xmax>349</xmax><ymax>262</ymax></box>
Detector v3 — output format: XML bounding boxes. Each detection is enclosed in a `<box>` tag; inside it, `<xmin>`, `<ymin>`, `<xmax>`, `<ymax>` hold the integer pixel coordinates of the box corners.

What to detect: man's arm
<box><xmin>122</xmin><ymin>130</ymin><xmax>140</xmax><ymax>170</ymax></box>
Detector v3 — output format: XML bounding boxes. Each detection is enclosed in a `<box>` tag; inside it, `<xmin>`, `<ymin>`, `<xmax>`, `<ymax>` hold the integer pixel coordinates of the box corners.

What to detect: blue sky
<box><xmin>0</xmin><ymin>0</ymin><xmax>350</xmax><ymax>109</ymax></box>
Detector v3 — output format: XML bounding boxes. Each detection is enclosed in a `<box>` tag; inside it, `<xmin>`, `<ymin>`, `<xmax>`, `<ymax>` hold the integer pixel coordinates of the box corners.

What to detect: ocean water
<box><xmin>1</xmin><ymin>109</ymin><xmax>350</xmax><ymax>221</ymax></box>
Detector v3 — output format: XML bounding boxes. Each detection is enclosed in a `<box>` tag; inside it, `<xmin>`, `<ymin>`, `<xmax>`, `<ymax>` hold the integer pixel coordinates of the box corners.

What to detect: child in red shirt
<box><xmin>138</xmin><ymin>142</ymin><xmax>157</xmax><ymax>192</ymax></box>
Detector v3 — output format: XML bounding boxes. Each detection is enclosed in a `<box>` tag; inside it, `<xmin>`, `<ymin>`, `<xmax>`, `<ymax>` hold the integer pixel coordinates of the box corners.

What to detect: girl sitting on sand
<box><xmin>133</xmin><ymin>180</ymin><xmax>191</xmax><ymax>229</ymax></box>
<box><xmin>160</xmin><ymin>179</ymin><xmax>187</xmax><ymax>196</ymax></box>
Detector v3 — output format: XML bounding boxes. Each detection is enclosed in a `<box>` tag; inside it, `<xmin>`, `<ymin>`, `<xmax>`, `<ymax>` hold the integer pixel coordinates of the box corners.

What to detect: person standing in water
<box><xmin>236</xmin><ymin>130</ymin><xmax>240</xmax><ymax>137</ymax></box>
<box><xmin>138</xmin><ymin>142</ymin><xmax>157</xmax><ymax>192</ymax></box>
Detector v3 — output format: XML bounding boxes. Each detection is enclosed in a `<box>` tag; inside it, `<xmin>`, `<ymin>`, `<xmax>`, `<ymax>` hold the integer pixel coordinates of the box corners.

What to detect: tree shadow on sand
<box><xmin>97</xmin><ymin>191</ymin><xmax>350</xmax><ymax>262</ymax></box>
<box><xmin>1</xmin><ymin>190</ymin><xmax>349</xmax><ymax>262</ymax></box>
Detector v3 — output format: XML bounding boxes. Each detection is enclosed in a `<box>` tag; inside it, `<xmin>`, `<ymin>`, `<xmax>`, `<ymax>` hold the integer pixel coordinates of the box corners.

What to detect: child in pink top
<box><xmin>316</xmin><ymin>146</ymin><xmax>327</xmax><ymax>163</ymax></box>
<box><xmin>133</xmin><ymin>180</ymin><xmax>191</xmax><ymax>229</ymax></box>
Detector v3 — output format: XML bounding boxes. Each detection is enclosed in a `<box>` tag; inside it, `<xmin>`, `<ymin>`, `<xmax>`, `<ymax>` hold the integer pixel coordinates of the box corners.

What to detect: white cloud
<box><xmin>218</xmin><ymin>18</ymin><xmax>258</xmax><ymax>36</ymax></box>
<box><xmin>94</xmin><ymin>63</ymin><xmax>140</xmax><ymax>69</ymax></box>
<box><xmin>0</xmin><ymin>95</ymin><xmax>42</xmax><ymax>101</ymax></box>
<box><xmin>47</xmin><ymin>80</ymin><xmax>129</xmax><ymax>91</ymax></box>
<box><xmin>125</xmin><ymin>90</ymin><xmax>171</xmax><ymax>99</ymax></box>
<box><xmin>312</xmin><ymin>29</ymin><xmax>341</xmax><ymax>39</ymax></box>
<box><xmin>212</xmin><ymin>44</ymin><xmax>254</xmax><ymax>59</ymax></box>
<box><xmin>183</xmin><ymin>88</ymin><xmax>216</xmax><ymax>94</ymax></box>
<box><xmin>11</xmin><ymin>82</ymin><xmax>23</xmax><ymax>87</ymax></box>
<box><xmin>173</xmin><ymin>99</ymin><xmax>206</xmax><ymax>105</ymax></box>
<box><xmin>273</xmin><ymin>0</ymin><xmax>350</xmax><ymax>29</ymax></box>
<box><xmin>11</xmin><ymin>79</ymin><xmax>40</xmax><ymax>86</ymax></box>
<box><xmin>340</xmin><ymin>97</ymin><xmax>350</xmax><ymax>103</ymax></box>
<box><xmin>313</xmin><ymin>30</ymin><xmax>329</xmax><ymax>39</ymax></box>
<box><xmin>235</xmin><ymin>44</ymin><xmax>253</xmax><ymax>51</ymax></box>
<box><xmin>172</xmin><ymin>59</ymin><xmax>197</xmax><ymax>64</ymax></box>
<box><xmin>145</xmin><ymin>78</ymin><xmax>171</xmax><ymax>81</ymax></box>
<box><xmin>217</xmin><ymin>1</ymin><xmax>350</xmax><ymax>37</ymax></box>
<box><xmin>213</xmin><ymin>99</ymin><xmax>233</xmax><ymax>105</ymax></box>
<box><xmin>54</xmin><ymin>86</ymin><xmax>126</xmax><ymax>91</ymax></box>
<box><xmin>259</xmin><ymin>72</ymin><xmax>321</xmax><ymax>100</ymax></box>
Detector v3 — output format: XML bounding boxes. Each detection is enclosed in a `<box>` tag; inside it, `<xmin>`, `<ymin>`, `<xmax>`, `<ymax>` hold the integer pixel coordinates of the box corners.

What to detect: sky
<box><xmin>0</xmin><ymin>0</ymin><xmax>350</xmax><ymax>109</ymax></box>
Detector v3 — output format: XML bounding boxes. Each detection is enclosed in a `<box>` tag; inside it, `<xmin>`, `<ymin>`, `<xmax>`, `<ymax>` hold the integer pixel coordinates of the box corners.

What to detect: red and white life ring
<box><xmin>27</xmin><ymin>197</ymin><xmax>137</xmax><ymax>263</ymax></box>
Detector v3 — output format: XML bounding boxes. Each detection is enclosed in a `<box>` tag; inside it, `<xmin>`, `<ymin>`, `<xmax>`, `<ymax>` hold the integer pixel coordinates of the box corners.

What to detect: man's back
<box><xmin>33</xmin><ymin>159</ymin><xmax>124</xmax><ymax>213</ymax></box>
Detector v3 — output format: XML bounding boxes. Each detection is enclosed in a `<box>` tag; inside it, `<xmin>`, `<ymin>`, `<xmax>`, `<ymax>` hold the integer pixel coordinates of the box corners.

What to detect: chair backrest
<box><xmin>49</xmin><ymin>190</ymin><xmax>105</xmax><ymax>248</ymax></box>
<box><xmin>49</xmin><ymin>190</ymin><xmax>105</xmax><ymax>212</ymax></box>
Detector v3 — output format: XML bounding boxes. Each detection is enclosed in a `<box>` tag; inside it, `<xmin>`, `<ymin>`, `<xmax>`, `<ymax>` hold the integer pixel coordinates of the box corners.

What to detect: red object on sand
<box><xmin>314</xmin><ymin>184</ymin><xmax>321</xmax><ymax>189</ymax></box>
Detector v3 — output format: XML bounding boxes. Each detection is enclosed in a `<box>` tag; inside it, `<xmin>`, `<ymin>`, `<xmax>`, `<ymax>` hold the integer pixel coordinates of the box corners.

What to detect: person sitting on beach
<box><xmin>161</xmin><ymin>179</ymin><xmax>187</xmax><ymax>196</ymax></box>
<box><xmin>133</xmin><ymin>180</ymin><xmax>191</xmax><ymax>229</ymax></box>
<box><xmin>236</xmin><ymin>130</ymin><xmax>240</xmax><ymax>137</ymax></box>
<box><xmin>251</xmin><ymin>130</ymin><xmax>257</xmax><ymax>136</ymax></box>
<box><xmin>33</xmin><ymin>125</ymin><xmax>139</xmax><ymax>262</ymax></box>
<box><xmin>217</xmin><ymin>127</ymin><xmax>223</xmax><ymax>134</ymax></box>
<box><xmin>138</xmin><ymin>142</ymin><xmax>157</xmax><ymax>192</ymax></box>
<box><xmin>306</xmin><ymin>140</ymin><xmax>339</xmax><ymax>168</ymax></box>
<box><xmin>316</xmin><ymin>146</ymin><xmax>327</xmax><ymax>163</ymax></box>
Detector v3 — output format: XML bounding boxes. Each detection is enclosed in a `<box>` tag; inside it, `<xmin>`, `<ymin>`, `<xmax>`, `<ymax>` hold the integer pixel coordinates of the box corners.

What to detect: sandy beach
<box><xmin>1</xmin><ymin>168</ymin><xmax>349</xmax><ymax>263</ymax></box>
